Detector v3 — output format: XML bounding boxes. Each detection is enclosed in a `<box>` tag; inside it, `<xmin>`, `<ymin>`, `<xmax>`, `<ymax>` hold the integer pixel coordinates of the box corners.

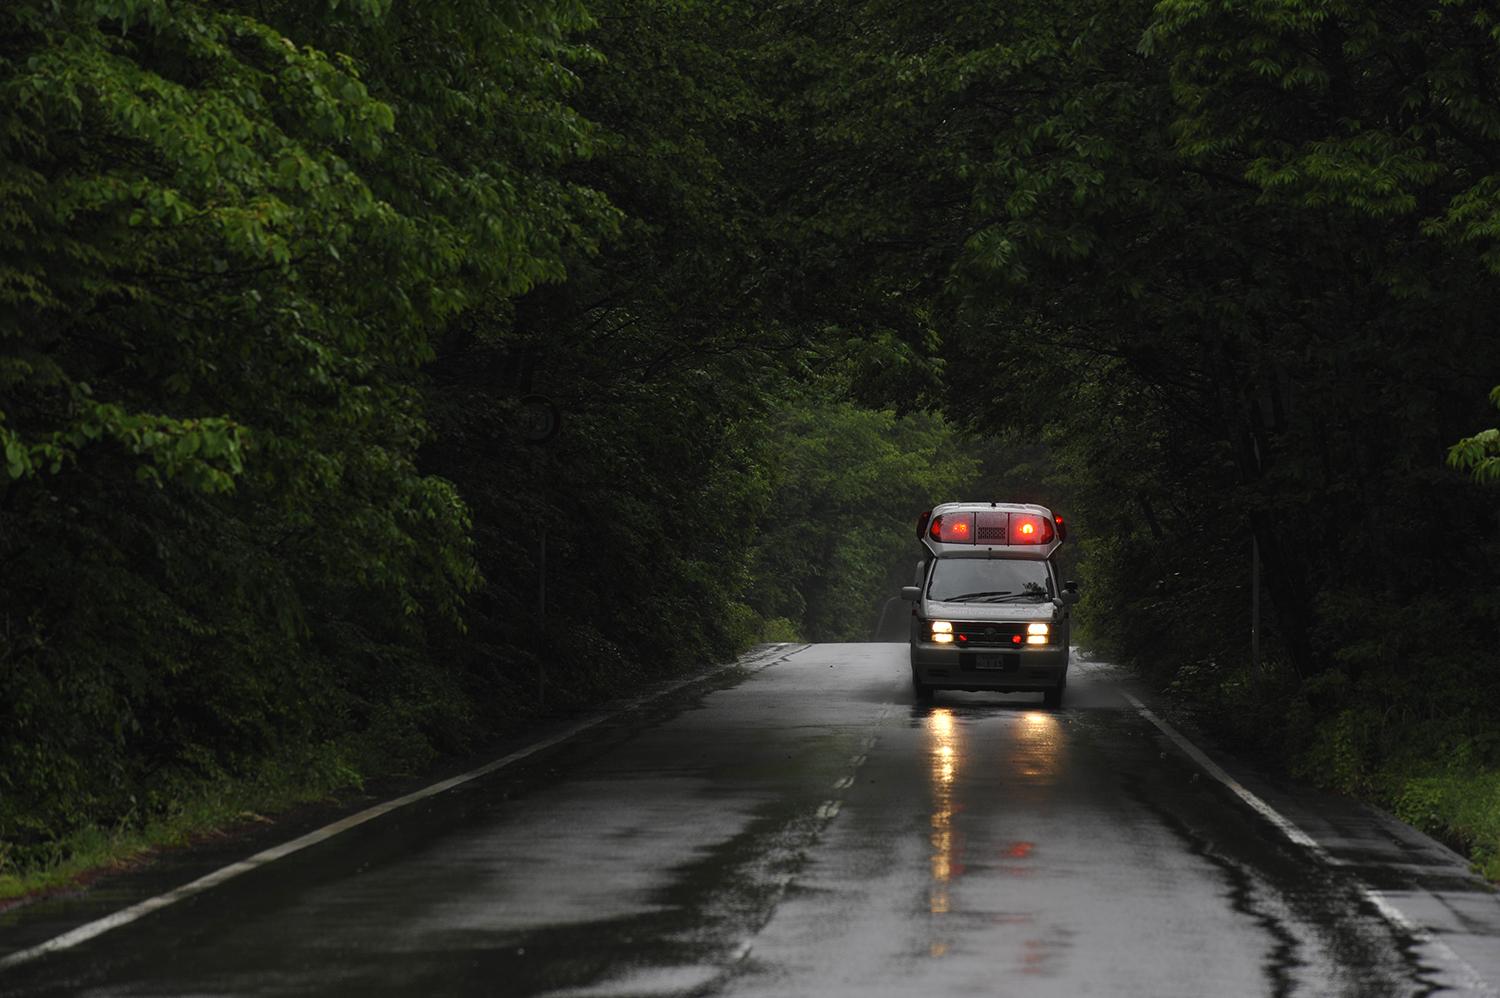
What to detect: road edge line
<box><xmin>0</xmin><ymin>642</ymin><xmax>808</xmax><ymax>974</ymax></box>
<box><xmin>1120</xmin><ymin>689</ymin><xmax>1495</xmax><ymax>996</ymax></box>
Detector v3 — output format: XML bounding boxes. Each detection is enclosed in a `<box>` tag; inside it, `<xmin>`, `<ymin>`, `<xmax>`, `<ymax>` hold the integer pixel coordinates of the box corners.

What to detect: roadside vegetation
<box><xmin>3</xmin><ymin>0</ymin><xmax>1498</xmax><ymax>893</ymax></box>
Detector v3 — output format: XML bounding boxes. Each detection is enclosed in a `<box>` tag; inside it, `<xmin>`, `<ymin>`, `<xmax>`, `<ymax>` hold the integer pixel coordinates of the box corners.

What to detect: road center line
<box><xmin>1120</xmin><ymin>689</ymin><xmax>1495</xmax><ymax>996</ymax></box>
<box><xmin>0</xmin><ymin>643</ymin><xmax>808</xmax><ymax>974</ymax></box>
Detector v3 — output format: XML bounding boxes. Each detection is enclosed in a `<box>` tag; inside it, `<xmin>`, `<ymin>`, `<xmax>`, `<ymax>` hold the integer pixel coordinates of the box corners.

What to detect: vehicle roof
<box><xmin>931</xmin><ymin>501</ymin><xmax>1055</xmax><ymax>517</ymax></box>
<box><xmin>921</xmin><ymin>502</ymin><xmax>1062</xmax><ymax>561</ymax></box>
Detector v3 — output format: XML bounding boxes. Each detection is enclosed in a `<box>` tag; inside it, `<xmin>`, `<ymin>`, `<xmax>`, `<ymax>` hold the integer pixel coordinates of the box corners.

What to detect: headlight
<box><xmin>1026</xmin><ymin>622</ymin><xmax>1049</xmax><ymax>645</ymax></box>
<box><xmin>930</xmin><ymin>620</ymin><xmax>954</xmax><ymax>644</ymax></box>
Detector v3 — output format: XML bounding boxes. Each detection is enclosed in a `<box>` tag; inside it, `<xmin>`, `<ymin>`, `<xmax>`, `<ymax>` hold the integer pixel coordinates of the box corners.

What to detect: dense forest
<box><xmin>2</xmin><ymin>0</ymin><xmax>1498</xmax><ymax>889</ymax></box>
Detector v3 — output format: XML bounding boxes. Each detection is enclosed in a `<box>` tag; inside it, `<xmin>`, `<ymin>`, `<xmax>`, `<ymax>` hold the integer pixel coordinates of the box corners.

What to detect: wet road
<box><xmin>4</xmin><ymin>643</ymin><xmax>1499</xmax><ymax>996</ymax></box>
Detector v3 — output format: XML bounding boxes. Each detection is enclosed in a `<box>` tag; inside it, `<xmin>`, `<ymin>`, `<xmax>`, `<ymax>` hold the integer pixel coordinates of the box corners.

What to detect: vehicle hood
<box><xmin>923</xmin><ymin>600</ymin><xmax>1059</xmax><ymax>621</ymax></box>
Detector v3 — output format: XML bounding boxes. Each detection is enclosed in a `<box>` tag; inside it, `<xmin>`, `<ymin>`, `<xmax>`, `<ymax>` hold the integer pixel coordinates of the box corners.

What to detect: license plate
<box><xmin>975</xmin><ymin>654</ymin><xmax>1015</xmax><ymax>671</ymax></box>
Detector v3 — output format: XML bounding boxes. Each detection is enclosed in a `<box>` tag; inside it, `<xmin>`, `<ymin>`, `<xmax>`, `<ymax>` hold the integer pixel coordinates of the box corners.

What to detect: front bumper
<box><xmin>911</xmin><ymin>641</ymin><xmax>1068</xmax><ymax>691</ymax></box>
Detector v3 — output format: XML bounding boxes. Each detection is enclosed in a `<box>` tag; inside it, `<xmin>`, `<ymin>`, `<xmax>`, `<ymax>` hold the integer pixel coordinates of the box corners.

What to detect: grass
<box><xmin>757</xmin><ymin>616</ymin><xmax>802</xmax><ymax>644</ymax></box>
<box><xmin>0</xmin><ymin>638</ymin><xmax>766</xmax><ymax>905</ymax></box>
<box><xmin>1389</xmin><ymin>767</ymin><xmax>1500</xmax><ymax>882</ymax></box>
<box><xmin>0</xmin><ymin>754</ymin><xmax>363</xmax><ymax>903</ymax></box>
<box><xmin>1155</xmin><ymin>655</ymin><xmax>1500</xmax><ymax>884</ymax></box>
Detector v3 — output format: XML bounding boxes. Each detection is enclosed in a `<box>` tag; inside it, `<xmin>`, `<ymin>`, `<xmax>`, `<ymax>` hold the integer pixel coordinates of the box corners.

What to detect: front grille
<box><xmin>953</xmin><ymin>622</ymin><xmax>1024</xmax><ymax>648</ymax></box>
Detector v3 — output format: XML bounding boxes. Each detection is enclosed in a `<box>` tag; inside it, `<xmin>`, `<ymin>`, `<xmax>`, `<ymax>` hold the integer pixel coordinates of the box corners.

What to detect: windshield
<box><xmin>927</xmin><ymin>559</ymin><xmax>1053</xmax><ymax>603</ymax></box>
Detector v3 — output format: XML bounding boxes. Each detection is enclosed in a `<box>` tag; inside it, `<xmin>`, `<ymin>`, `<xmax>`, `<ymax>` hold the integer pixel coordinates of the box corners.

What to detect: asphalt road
<box><xmin>4</xmin><ymin>643</ymin><xmax>1499</xmax><ymax>997</ymax></box>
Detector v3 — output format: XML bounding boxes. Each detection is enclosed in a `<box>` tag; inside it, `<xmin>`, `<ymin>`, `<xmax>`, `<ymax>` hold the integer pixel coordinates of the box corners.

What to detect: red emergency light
<box><xmin>1009</xmin><ymin>514</ymin><xmax>1055</xmax><ymax>545</ymax></box>
<box><xmin>928</xmin><ymin>512</ymin><xmax>974</xmax><ymax>543</ymax></box>
<box><xmin>927</xmin><ymin>508</ymin><xmax>1061</xmax><ymax>546</ymax></box>
<box><xmin>1055</xmin><ymin>514</ymin><xmax>1067</xmax><ymax>542</ymax></box>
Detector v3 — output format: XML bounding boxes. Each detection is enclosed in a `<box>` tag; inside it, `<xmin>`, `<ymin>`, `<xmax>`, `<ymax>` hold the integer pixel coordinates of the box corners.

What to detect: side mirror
<box><xmin>1060</xmin><ymin>580</ymin><xmax>1080</xmax><ymax>606</ymax></box>
<box><xmin>900</xmin><ymin>586</ymin><xmax>922</xmax><ymax>602</ymax></box>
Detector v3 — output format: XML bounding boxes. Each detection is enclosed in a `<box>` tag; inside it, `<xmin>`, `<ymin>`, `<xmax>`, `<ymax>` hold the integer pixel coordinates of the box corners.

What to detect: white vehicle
<box><xmin>901</xmin><ymin>502</ymin><xmax>1080</xmax><ymax>707</ymax></box>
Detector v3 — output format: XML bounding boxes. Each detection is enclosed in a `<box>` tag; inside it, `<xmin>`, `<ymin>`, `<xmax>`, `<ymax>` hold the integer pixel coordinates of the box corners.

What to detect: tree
<box><xmin>1449</xmin><ymin>388</ymin><xmax>1500</xmax><ymax>485</ymax></box>
<box><xmin>766</xmin><ymin>0</ymin><xmax>1500</xmax><ymax>776</ymax></box>
<box><xmin>744</xmin><ymin>400</ymin><xmax>978</xmax><ymax>642</ymax></box>
<box><xmin>0</xmin><ymin>0</ymin><xmax>610</xmax><ymax>859</ymax></box>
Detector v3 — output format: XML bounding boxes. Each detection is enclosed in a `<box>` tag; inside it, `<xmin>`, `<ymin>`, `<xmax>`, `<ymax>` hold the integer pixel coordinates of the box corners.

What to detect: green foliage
<box><xmin>0</xmin><ymin>0</ymin><xmax>610</xmax><ymax>872</ymax></box>
<box><xmin>1393</xmin><ymin>771</ymin><xmax>1500</xmax><ymax>880</ymax></box>
<box><xmin>0</xmin><ymin>739</ymin><xmax>361</xmax><ymax>900</ymax></box>
<box><xmin>1449</xmin><ymin>386</ymin><xmax>1500</xmax><ymax>485</ymax></box>
<box><xmin>743</xmin><ymin>400</ymin><xmax>979</xmax><ymax>642</ymax></box>
<box><xmin>412</xmin><ymin>0</ymin><xmax>787</xmax><ymax>715</ymax></box>
<box><xmin>756</xmin><ymin>617</ymin><xmax>803</xmax><ymax>644</ymax></box>
<box><xmin>765</xmin><ymin>0</ymin><xmax>1500</xmax><ymax>873</ymax></box>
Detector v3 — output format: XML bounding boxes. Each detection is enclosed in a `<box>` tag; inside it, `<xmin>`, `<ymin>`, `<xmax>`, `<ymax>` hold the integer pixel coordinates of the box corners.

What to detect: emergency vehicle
<box><xmin>901</xmin><ymin>502</ymin><xmax>1079</xmax><ymax>706</ymax></box>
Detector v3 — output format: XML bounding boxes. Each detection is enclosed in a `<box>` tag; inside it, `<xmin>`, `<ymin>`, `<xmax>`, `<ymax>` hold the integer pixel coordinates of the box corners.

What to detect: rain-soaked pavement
<box><xmin>3</xmin><ymin>643</ymin><xmax>1499</xmax><ymax>997</ymax></box>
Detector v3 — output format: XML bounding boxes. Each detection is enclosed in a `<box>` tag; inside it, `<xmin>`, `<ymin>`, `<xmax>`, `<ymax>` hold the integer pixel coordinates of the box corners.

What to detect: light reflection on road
<box><xmin>1010</xmin><ymin>710</ymin><xmax>1062</xmax><ymax>975</ymax></box>
<box><xmin>925</xmin><ymin>707</ymin><xmax>1065</xmax><ymax>965</ymax></box>
<box><xmin>927</xmin><ymin>708</ymin><xmax>959</xmax><ymax>955</ymax></box>
<box><xmin>1017</xmin><ymin>710</ymin><xmax>1061</xmax><ymax>784</ymax></box>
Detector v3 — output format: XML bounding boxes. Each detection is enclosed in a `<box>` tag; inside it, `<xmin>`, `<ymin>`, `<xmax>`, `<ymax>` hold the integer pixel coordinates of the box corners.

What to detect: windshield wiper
<box><xmin>978</xmin><ymin>593</ymin><xmax>1050</xmax><ymax>603</ymax></box>
<box><xmin>937</xmin><ymin>591</ymin><xmax>1012</xmax><ymax>603</ymax></box>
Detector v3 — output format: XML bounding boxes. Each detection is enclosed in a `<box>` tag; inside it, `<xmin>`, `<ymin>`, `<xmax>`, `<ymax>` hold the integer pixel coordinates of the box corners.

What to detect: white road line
<box><xmin>816</xmin><ymin>801</ymin><xmax>842</xmax><ymax>821</ymax></box>
<box><xmin>1122</xmin><ymin>693</ymin><xmax>1323</xmax><ymax>853</ymax></box>
<box><xmin>1121</xmin><ymin>690</ymin><xmax>1495</xmax><ymax>996</ymax></box>
<box><xmin>0</xmin><ymin>643</ymin><xmax>807</xmax><ymax>974</ymax></box>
